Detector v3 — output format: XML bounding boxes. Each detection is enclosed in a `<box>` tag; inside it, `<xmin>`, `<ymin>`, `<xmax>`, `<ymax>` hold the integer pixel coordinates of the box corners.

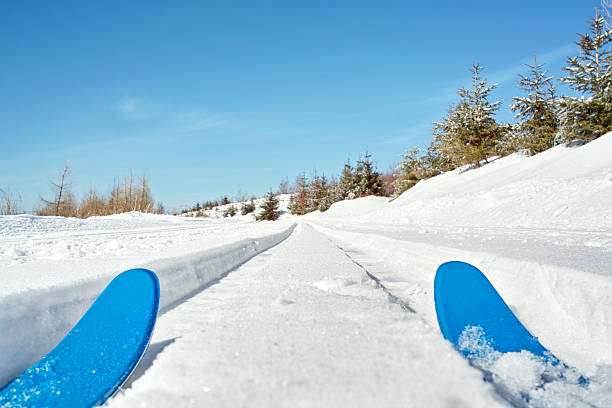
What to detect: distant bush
<box><xmin>241</xmin><ymin>199</ymin><xmax>256</xmax><ymax>215</ymax></box>
<box><xmin>223</xmin><ymin>205</ymin><xmax>237</xmax><ymax>217</ymax></box>
<box><xmin>0</xmin><ymin>188</ymin><xmax>22</xmax><ymax>215</ymax></box>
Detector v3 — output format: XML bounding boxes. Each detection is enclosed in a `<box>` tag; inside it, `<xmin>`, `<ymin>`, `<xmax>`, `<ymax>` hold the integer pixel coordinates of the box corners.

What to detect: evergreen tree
<box><xmin>288</xmin><ymin>173</ymin><xmax>308</xmax><ymax>215</ymax></box>
<box><xmin>355</xmin><ymin>152</ymin><xmax>383</xmax><ymax>196</ymax></box>
<box><xmin>308</xmin><ymin>172</ymin><xmax>333</xmax><ymax>212</ymax></box>
<box><xmin>434</xmin><ymin>63</ymin><xmax>508</xmax><ymax>168</ymax></box>
<box><xmin>255</xmin><ymin>191</ymin><xmax>280</xmax><ymax>221</ymax></box>
<box><xmin>511</xmin><ymin>52</ymin><xmax>559</xmax><ymax>153</ymax></box>
<box><xmin>223</xmin><ymin>205</ymin><xmax>237</xmax><ymax>217</ymax></box>
<box><xmin>335</xmin><ymin>158</ymin><xmax>358</xmax><ymax>200</ymax></box>
<box><xmin>394</xmin><ymin>148</ymin><xmax>424</xmax><ymax>195</ymax></box>
<box><xmin>432</xmin><ymin>101</ymin><xmax>473</xmax><ymax>168</ymax></box>
<box><xmin>241</xmin><ymin>199</ymin><xmax>256</xmax><ymax>215</ymax></box>
<box><xmin>559</xmin><ymin>10</ymin><xmax>612</xmax><ymax>141</ymax></box>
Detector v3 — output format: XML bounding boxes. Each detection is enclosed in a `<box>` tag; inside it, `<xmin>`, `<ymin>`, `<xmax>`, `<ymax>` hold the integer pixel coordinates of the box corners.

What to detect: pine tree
<box><xmin>223</xmin><ymin>205</ymin><xmax>237</xmax><ymax>217</ymax></box>
<box><xmin>432</xmin><ymin>101</ymin><xmax>474</xmax><ymax>168</ymax></box>
<box><xmin>434</xmin><ymin>63</ymin><xmax>508</xmax><ymax>168</ymax></box>
<box><xmin>559</xmin><ymin>10</ymin><xmax>612</xmax><ymax>141</ymax></box>
<box><xmin>335</xmin><ymin>158</ymin><xmax>358</xmax><ymax>200</ymax></box>
<box><xmin>355</xmin><ymin>152</ymin><xmax>383</xmax><ymax>196</ymax></box>
<box><xmin>308</xmin><ymin>172</ymin><xmax>333</xmax><ymax>212</ymax></box>
<box><xmin>394</xmin><ymin>148</ymin><xmax>423</xmax><ymax>195</ymax></box>
<box><xmin>511</xmin><ymin>52</ymin><xmax>559</xmax><ymax>153</ymax></box>
<box><xmin>288</xmin><ymin>173</ymin><xmax>308</xmax><ymax>215</ymax></box>
<box><xmin>255</xmin><ymin>192</ymin><xmax>280</xmax><ymax>221</ymax></box>
<box><xmin>241</xmin><ymin>199</ymin><xmax>256</xmax><ymax>215</ymax></box>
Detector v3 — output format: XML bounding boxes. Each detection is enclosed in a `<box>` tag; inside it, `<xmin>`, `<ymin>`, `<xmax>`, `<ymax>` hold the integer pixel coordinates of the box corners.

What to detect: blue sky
<box><xmin>0</xmin><ymin>0</ymin><xmax>604</xmax><ymax>212</ymax></box>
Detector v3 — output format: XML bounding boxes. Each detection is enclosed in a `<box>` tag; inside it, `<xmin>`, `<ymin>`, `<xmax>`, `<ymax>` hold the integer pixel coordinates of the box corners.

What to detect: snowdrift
<box><xmin>312</xmin><ymin>132</ymin><xmax>612</xmax><ymax>231</ymax></box>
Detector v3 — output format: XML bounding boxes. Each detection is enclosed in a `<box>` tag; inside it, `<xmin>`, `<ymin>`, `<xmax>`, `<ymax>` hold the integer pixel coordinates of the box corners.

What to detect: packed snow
<box><xmin>1</xmin><ymin>133</ymin><xmax>612</xmax><ymax>407</ymax></box>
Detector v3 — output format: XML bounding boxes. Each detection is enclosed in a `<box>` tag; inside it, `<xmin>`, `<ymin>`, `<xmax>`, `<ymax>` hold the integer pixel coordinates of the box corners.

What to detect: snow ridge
<box><xmin>0</xmin><ymin>223</ymin><xmax>296</xmax><ymax>387</ymax></box>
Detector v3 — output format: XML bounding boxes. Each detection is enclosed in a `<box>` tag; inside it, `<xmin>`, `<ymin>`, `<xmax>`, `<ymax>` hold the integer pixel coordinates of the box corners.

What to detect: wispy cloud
<box><xmin>415</xmin><ymin>43</ymin><xmax>577</xmax><ymax>108</ymax></box>
<box><xmin>380</xmin><ymin>122</ymin><xmax>434</xmax><ymax>147</ymax></box>
<box><xmin>488</xmin><ymin>43</ymin><xmax>575</xmax><ymax>85</ymax></box>
<box><xmin>111</xmin><ymin>96</ymin><xmax>230</xmax><ymax>133</ymax></box>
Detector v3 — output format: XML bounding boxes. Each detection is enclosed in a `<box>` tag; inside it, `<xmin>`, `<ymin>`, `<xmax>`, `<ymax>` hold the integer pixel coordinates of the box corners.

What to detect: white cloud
<box><xmin>111</xmin><ymin>97</ymin><xmax>230</xmax><ymax>132</ymax></box>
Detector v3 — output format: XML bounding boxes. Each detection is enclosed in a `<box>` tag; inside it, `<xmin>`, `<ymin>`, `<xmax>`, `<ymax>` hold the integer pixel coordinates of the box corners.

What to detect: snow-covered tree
<box><xmin>559</xmin><ymin>10</ymin><xmax>612</xmax><ymax>141</ymax></box>
<box><xmin>511</xmin><ymin>53</ymin><xmax>559</xmax><ymax>153</ymax></box>
<box><xmin>223</xmin><ymin>205</ymin><xmax>237</xmax><ymax>217</ymax></box>
<box><xmin>434</xmin><ymin>63</ymin><xmax>509</xmax><ymax>168</ymax></box>
<box><xmin>255</xmin><ymin>192</ymin><xmax>280</xmax><ymax>221</ymax></box>
<box><xmin>393</xmin><ymin>143</ymin><xmax>447</xmax><ymax>196</ymax></box>
<box><xmin>355</xmin><ymin>152</ymin><xmax>383</xmax><ymax>197</ymax></box>
<box><xmin>335</xmin><ymin>158</ymin><xmax>359</xmax><ymax>200</ymax></box>
<box><xmin>393</xmin><ymin>148</ymin><xmax>423</xmax><ymax>195</ymax></box>
<box><xmin>241</xmin><ymin>199</ymin><xmax>256</xmax><ymax>215</ymax></box>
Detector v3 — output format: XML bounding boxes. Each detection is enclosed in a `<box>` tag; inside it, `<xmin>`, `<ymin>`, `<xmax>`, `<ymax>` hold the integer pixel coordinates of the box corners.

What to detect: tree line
<box><xmin>34</xmin><ymin>164</ymin><xmax>160</xmax><ymax>218</ymax></box>
<box><xmin>287</xmin><ymin>152</ymin><xmax>389</xmax><ymax>215</ymax></box>
<box><xmin>394</xmin><ymin>10</ymin><xmax>612</xmax><ymax>195</ymax></box>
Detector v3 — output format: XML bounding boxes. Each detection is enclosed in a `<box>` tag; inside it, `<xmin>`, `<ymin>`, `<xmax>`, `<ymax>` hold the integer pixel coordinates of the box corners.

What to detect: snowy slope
<box><xmin>182</xmin><ymin>194</ymin><xmax>292</xmax><ymax>220</ymax></box>
<box><xmin>324</xmin><ymin>133</ymin><xmax>612</xmax><ymax>231</ymax></box>
<box><xmin>1</xmin><ymin>134</ymin><xmax>612</xmax><ymax>407</ymax></box>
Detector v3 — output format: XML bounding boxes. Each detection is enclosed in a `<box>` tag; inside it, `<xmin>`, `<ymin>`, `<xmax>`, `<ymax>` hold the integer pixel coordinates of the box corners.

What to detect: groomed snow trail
<box><xmin>108</xmin><ymin>224</ymin><xmax>503</xmax><ymax>407</ymax></box>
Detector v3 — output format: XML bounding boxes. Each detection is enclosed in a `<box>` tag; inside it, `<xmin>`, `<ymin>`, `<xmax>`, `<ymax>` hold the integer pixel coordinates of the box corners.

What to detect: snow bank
<box><xmin>312</xmin><ymin>133</ymin><xmax>612</xmax><ymax>231</ymax></box>
<box><xmin>306</xmin><ymin>195</ymin><xmax>389</xmax><ymax>218</ymax></box>
<box><xmin>0</xmin><ymin>216</ymin><xmax>295</xmax><ymax>387</ymax></box>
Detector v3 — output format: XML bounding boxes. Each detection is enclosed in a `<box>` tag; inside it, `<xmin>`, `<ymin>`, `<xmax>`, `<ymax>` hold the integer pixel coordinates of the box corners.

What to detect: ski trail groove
<box><xmin>158</xmin><ymin>224</ymin><xmax>297</xmax><ymax>315</ymax></box>
<box><xmin>108</xmin><ymin>223</ymin><xmax>503</xmax><ymax>408</ymax></box>
<box><xmin>333</xmin><ymin>242</ymin><xmax>416</xmax><ymax>313</ymax></box>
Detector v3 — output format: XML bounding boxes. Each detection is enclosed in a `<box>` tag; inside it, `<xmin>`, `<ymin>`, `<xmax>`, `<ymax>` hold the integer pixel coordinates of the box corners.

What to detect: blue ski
<box><xmin>0</xmin><ymin>268</ymin><xmax>160</xmax><ymax>408</ymax></box>
<box><xmin>434</xmin><ymin>261</ymin><xmax>587</xmax><ymax>389</ymax></box>
<box><xmin>434</xmin><ymin>261</ymin><xmax>549</xmax><ymax>358</ymax></box>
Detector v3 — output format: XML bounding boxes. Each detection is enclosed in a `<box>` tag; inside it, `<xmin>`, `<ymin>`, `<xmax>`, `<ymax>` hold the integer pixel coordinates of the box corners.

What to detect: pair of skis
<box><xmin>0</xmin><ymin>262</ymin><xmax>588</xmax><ymax>407</ymax></box>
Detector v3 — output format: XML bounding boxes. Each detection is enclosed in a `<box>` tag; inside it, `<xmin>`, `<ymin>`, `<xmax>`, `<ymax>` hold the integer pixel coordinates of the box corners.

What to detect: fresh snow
<box><xmin>1</xmin><ymin>133</ymin><xmax>612</xmax><ymax>407</ymax></box>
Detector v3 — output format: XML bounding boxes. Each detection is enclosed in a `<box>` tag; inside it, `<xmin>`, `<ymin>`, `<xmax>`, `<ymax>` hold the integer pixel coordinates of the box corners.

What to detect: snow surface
<box><xmin>1</xmin><ymin>133</ymin><xmax>612</xmax><ymax>407</ymax></box>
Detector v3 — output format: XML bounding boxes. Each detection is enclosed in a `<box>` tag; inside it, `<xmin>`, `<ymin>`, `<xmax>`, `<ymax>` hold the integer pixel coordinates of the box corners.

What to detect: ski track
<box><xmin>306</xmin><ymin>222</ymin><xmax>612</xmax><ymax>407</ymax></box>
<box><xmin>306</xmin><ymin>222</ymin><xmax>612</xmax><ymax>372</ymax></box>
<box><xmin>309</xmin><ymin>221</ymin><xmax>612</xmax><ymax>277</ymax></box>
<box><xmin>0</xmin><ymin>222</ymin><xmax>295</xmax><ymax>388</ymax></box>
<box><xmin>107</xmin><ymin>224</ymin><xmax>503</xmax><ymax>408</ymax></box>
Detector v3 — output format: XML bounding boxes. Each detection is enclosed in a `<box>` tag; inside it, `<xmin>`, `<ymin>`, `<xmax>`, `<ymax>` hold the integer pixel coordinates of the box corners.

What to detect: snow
<box><xmin>1</xmin><ymin>133</ymin><xmax>612</xmax><ymax>406</ymax></box>
<box><xmin>180</xmin><ymin>194</ymin><xmax>293</xmax><ymax>220</ymax></box>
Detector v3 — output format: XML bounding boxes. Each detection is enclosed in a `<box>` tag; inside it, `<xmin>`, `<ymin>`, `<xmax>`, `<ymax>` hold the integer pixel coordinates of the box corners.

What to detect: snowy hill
<box><xmin>181</xmin><ymin>194</ymin><xmax>292</xmax><ymax>220</ymax></box>
<box><xmin>310</xmin><ymin>132</ymin><xmax>612</xmax><ymax>231</ymax></box>
<box><xmin>1</xmin><ymin>135</ymin><xmax>612</xmax><ymax>407</ymax></box>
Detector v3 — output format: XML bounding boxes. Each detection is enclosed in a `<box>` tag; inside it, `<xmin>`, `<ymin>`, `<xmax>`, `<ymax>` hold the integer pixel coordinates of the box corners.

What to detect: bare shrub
<box><xmin>0</xmin><ymin>188</ymin><xmax>22</xmax><ymax>215</ymax></box>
